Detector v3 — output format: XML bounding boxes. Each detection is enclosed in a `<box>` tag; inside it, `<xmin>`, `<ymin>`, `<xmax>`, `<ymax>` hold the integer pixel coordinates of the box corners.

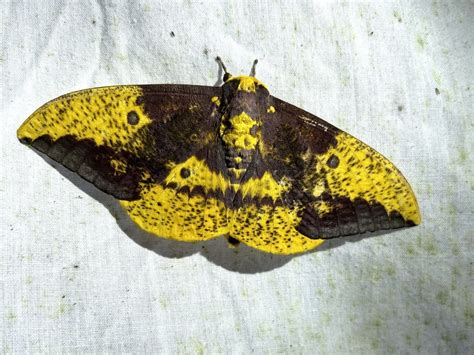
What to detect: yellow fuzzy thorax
<box><xmin>226</xmin><ymin>75</ymin><xmax>268</xmax><ymax>93</ymax></box>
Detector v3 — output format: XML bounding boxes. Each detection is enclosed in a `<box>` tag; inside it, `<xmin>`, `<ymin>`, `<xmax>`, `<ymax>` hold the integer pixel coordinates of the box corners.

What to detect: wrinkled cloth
<box><xmin>1</xmin><ymin>1</ymin><xmax>472</xmax><ymax>353</ymax></box>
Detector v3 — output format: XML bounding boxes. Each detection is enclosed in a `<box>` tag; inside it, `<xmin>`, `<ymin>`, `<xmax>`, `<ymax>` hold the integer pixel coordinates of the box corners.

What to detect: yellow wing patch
<box><xmin>165</xmin><ymin>156</ymin><xmax>230</xmax><ymax>193</ymax></box>
<box><xmin>120</xmin><ymin>156</ymin><xmax>231</xmax><ymax>241</ymax></box>
<box><xmin>267</xmin><ymin>106</ymin><xmax>276</xmax><ymax>113</ymax></box>
<box><xmin>110</xmin><ymin>159</ymin><xmax>128</xmax><ymax>175</ymax></box>
<box><xmin>17</xmin><ymin>86</ymin><xmax>150</xmax><ymax>153</ymax></box>
<box><xmin>229</xmin><ymin>205</ymin><xmax>323</xmax><ymax>254</ymax></box>
<box><xmin>229</xmin><ymin>172</ymin><xmax>323</xmax><ymax>254</ymax></box>
<box><xmin>315</xmin><ymin>132</ymin><xmax>421</xmax><ymax>224</ymax></box>
<box><xmin>160</xmin><ymin>156</ymin><xmax>290</xmax><ymax>201</ymax></box>
<box><xmin>211</xmin><ymin>96</ymin><xmax>221</xmax><ymax>107</ymax></box>
<box><xmin>240</xmin><ymin>171</ymin><xmax>288</xmax><ymax>202</ymax></box>
<box><xmin>120</xmin><ymin>184</ymin><xmax>228</xmax><ymax>241</ymax></box>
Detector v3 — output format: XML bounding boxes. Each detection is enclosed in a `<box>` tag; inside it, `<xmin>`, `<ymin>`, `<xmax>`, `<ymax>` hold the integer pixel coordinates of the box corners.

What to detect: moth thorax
<box><xmin>219</xmin><ymin>111</ymin><xmax>260</xmax><ymax>175</ymax></box>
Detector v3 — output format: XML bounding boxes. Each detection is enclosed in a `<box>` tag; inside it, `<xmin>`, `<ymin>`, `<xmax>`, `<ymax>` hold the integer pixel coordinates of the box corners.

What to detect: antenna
<box><xmin>216</xmin><ymin>56</ymin><xmax>232</xmax><ymax>82</ymax></box>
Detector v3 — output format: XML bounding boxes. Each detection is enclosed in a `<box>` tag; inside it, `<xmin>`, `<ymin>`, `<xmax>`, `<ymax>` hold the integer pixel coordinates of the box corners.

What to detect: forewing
<box><xmin>269</xmin><ymin>96</ymin><xmax>420</xmax><ymax>241</ymax></box>
<box><xmin>18</xmin><ymin>84</ymin><xmax>230</xmax><ymax>240</ymax></box>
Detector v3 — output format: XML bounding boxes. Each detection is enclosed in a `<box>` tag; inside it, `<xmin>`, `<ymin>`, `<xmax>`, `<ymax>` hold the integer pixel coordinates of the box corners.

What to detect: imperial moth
<box><xmin>17</xmin><ymin>58</ymin><xmax>420</xmax><ymax>255</ymax></box>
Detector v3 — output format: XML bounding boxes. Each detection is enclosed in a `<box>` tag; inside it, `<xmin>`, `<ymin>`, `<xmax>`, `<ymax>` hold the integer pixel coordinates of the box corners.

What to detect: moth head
<box><xmin>220</xmin><ymin>75</ymin><xmax>270</xmax><ymax>113</ymax></box>
<box><xmin>216</xmin><ymin>57</ymin><xmax>270</xmax><ymax>111</ymax></box>
<box><xmin>216</xmin><ymin>57</ymin><xmax>268</xmax><ymax>92</ymax></box>
<box><xmin>224</xmin><ymin>75</ymin><xmax>268</xmax><ymax>93</ymax></box>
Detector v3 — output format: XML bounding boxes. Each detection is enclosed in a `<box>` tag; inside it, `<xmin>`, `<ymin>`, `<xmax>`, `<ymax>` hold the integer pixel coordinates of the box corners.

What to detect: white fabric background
<box><xmin>1</xmin><ymin>1</ymin><xmax>473</xmax><ymax>353</ymax></box>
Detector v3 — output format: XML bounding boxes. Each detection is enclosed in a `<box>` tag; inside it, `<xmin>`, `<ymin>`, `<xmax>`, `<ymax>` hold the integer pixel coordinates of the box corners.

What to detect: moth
<box><xmin>17</xmin><ymin>58</ymin><xmax>420</xmax><ymax>254</ymax></box>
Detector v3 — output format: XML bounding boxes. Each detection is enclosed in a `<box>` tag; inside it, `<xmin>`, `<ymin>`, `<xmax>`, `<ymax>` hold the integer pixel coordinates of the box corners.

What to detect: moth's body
<box><xmin>218</xmin><ymin>76</ymin><xmax>269</xmax><ymax>184</ymax></box>
<box><xmin>17</xmin><ymin>63</ymin><xmax>420</xmax><ymax>254</ymax></box>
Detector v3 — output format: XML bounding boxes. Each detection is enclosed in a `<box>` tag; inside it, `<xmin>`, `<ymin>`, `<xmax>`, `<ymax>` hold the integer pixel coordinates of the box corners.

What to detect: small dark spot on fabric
<box><xmin>180</xmin><ymin>168</ymin><xmax>190</xmax><ymax>178</ymax></box>
<box><xmin>170</xmin><ymin>31</ymin><xmax>175</xmax><ymax>37</ymax></box>
<box><xmin>369</xmin><ymin>31</ymin><xmax>374</xmax><ymax>36</ymax></box>
<box><xmin>127</xmin><ymin>111</ymin><xmax>139</xmax><ymax>125</ymax></box>
<box><xmin>435</xmin><ymin>88</ymin><xmax>440</xmax><ymax>95</ymax></box>
<box><xmin>397</xmin><ymin>105</ymin><xmax>404</xmax><ymax>112</ymax></box>
<box><xmin>327</xmin><ymin>154</ymin><xmax>339</xmax><ymax>168</ymax></box>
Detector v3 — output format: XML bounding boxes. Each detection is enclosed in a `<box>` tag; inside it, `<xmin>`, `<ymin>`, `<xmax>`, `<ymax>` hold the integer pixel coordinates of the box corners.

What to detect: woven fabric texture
<box><xmin>1</xmin><ymin>1</ymin><xmax>472</xmax><ymax>353</ymax></box>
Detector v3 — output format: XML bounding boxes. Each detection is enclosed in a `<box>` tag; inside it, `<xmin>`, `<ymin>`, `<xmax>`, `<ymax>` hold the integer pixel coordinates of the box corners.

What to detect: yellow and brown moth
<box><xmin>17</xmin><ymin>58</ymin><xmax>420</xmax><ymax>254</ymax></box>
